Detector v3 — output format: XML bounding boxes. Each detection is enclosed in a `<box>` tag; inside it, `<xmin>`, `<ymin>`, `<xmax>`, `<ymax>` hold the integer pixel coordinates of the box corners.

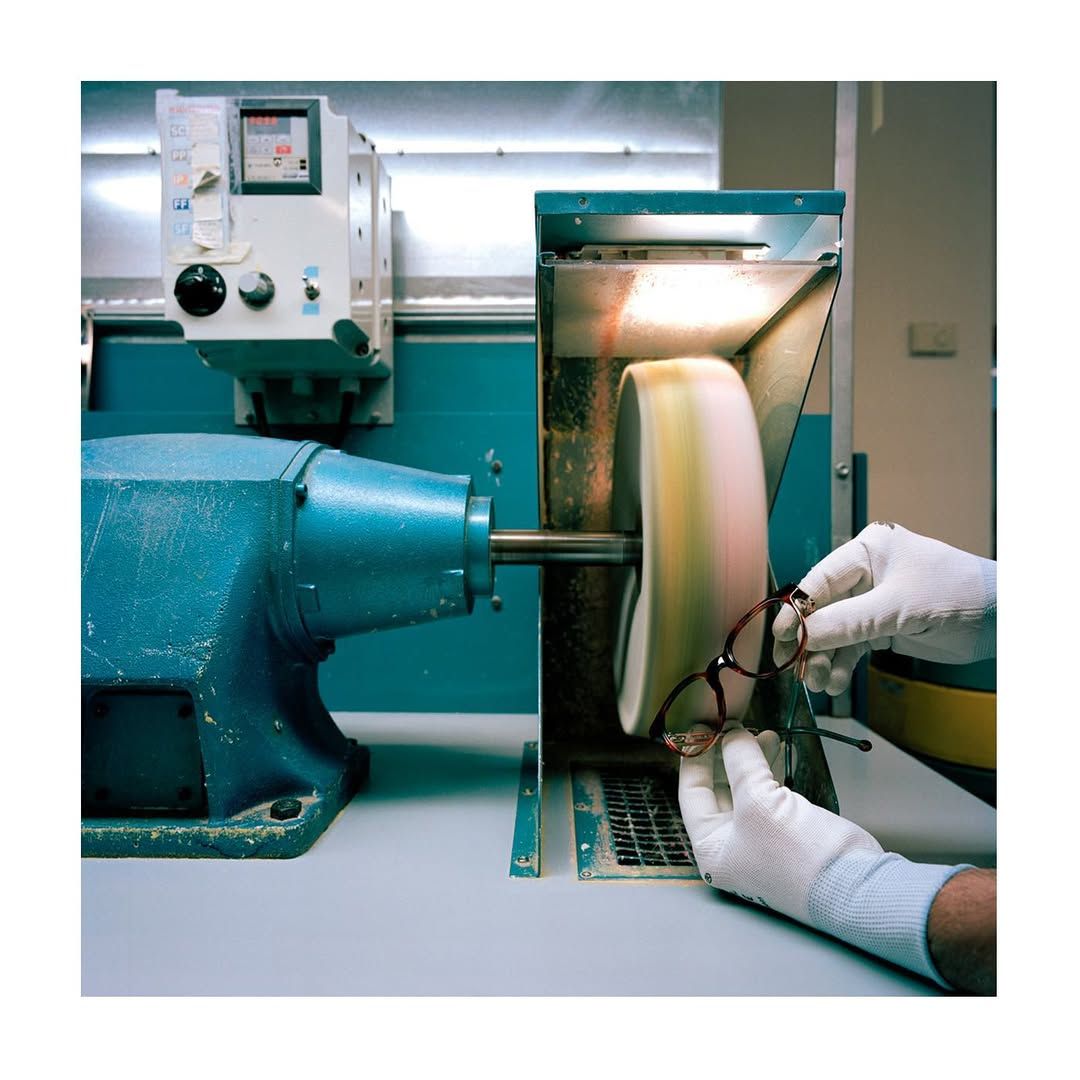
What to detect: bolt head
<box><xmin>515</xmin><ymin>855</ymin><xmax>530</xmax><ymax>866</ymax></box>
<box><xmin>270</xmin><ymin>797</ymin><xmax>303</xmax><ymax>821</ymax></box>
<box><xmin>580</xmin><ymin>870</ymin><xmax>593</xmax><ymax>879</ymax></box>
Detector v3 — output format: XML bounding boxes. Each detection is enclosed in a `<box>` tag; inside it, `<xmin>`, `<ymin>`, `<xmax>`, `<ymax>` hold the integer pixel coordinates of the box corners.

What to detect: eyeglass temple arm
<box><xmin>781</xmin><ymin>726</ymin><xmax>873</xmax><ymax>752</ymax></box>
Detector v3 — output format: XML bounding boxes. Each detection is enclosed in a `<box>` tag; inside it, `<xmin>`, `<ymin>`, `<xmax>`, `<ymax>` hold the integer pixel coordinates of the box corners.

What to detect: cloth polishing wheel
<box><xmin>611</xmin><ymin>358</ymin><xmax>769</xmax><ymax>739</ymax></box>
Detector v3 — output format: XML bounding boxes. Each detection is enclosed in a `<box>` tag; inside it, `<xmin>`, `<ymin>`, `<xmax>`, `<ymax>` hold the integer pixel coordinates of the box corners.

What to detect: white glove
<box><xmin>772</xmin><ymin>521</ymin><xmax>997</xmax><ymax>695</ymax></box>
<box><xmin>679</xmin><ymin>724</ymin><xmax>968</xmax><ymax>986</ymax></box>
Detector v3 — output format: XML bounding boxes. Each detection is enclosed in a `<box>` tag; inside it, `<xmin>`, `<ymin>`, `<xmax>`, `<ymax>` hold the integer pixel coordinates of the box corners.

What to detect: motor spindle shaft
<box><xmin>490</xmin><ymin>530</ymin><xmax>642</xmax><ymax>566</ymax></box>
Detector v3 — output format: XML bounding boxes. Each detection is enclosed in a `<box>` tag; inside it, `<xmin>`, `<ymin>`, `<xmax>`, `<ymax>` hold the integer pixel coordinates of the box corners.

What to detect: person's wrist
<box><xmin>807</xmin><ymin>850</ymin><xmax>972</xmax><ymax>988</ymax></box>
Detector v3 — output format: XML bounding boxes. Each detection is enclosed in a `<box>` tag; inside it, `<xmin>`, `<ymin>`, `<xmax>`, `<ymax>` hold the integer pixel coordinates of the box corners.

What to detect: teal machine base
<box><xmin>81</xmin><ymin>433</ymin><xmax>493</xmax><ymax>859</ymax></box>
<box><xmin>82</xmin><ymin>744</ymin><xmax>369</xmax><ymax>859</ymax></box>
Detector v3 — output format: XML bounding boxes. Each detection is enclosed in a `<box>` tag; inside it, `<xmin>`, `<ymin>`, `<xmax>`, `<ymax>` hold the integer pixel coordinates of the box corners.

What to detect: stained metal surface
<box><xmin>540</xmin><ymin>354</ymin><xmax>634</xmax><ymax>740</ymax></box>
<box><xmin>82</xmin><ymin>82</ymin><xmax>722</xmax><ymax>311</ymax></box>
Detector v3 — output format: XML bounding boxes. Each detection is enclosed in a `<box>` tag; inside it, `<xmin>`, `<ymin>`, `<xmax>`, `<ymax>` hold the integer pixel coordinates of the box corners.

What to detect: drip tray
<box><xmin>571</xmin><ymin>764</ymin><xmax>699</xmax><ymax>881</ymax></box>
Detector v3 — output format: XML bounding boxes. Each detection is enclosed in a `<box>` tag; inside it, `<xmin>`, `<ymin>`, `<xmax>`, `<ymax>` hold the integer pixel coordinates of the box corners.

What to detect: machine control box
<box><xmin>156</xmin><ymin>90</ymin><xmax>393</xmax><ymax>429</ymax></box>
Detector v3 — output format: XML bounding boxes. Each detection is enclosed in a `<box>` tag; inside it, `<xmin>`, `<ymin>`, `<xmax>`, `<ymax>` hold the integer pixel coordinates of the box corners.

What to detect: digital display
<box><xmin>242</xmin><ymin>113</ymin><xmax>311</xmax><ymax>183</ymax></box>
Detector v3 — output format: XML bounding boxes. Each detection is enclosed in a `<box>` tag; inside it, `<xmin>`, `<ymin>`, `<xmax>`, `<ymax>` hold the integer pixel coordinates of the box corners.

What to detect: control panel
<box><xmin>156</xmin><ymin>90</ymin><xmax>393</xmax><ymax>429</ymax></box>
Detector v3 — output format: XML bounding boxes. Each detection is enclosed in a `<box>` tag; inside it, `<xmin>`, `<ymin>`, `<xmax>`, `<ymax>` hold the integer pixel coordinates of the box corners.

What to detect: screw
<box><xmin>578</xmin><ymin>196</ymin><xmax>588</xmax><ymax>207</ymax></box>
<box><xmin>580</xmin><ymin>870</ymin><xmax>593</xmax><ymax>879</ymax></box>
<box><xmin>356</xmin><ymin>342</ymin><xmax>369</xmax><ymax>356</ymax></box>
<box><xmin>574</xmin><ymin>802</ymin><xmax>588</xmax><ymax>811</ymax></box>
<box><xmin>490</xmin><ymin>459</ymin><xmax>503</xmax><ymax>474</ymax></box>
<box><xmin>496</xmin><ymin>147</ymin><xmax>504</xmax><ymax>157</ymax></box>
<box><xmin>491</xmin><ymin>595</ymin><xmax>503</xmax><ymax>612</ymax></box>
<box><xmin>704</xmin><ymin>872</ymin><xmax>713</xmax><ymax>884</ymax></box>
<box><xmin>294</xmin><ymin>482</ymin><xmax>308</xmax><ymax>505</ymax></box>
<box><xmin>369</xmin><ymin>411</ymin><xmax>382</xmax><ymax>425</ymax></box>
<box><xmin>515</xmin><ymin>855</ymin><xmax>530</xmax><ymax>866</ymax></box>
<box><xmin>273</xmin><ymin>719</ymin><xmax>284</xmax><ymax>733</ymax></box>
<box><xmin>521</xmin><ymin>787</ymin><xmax>534</xmax><ymax>797</ymax></box>
<box><xmin>835</xmin><ymin>462</ymin><xmax>851</xmax><ymax>479</ymax></box>
<box><xmin>270</xmin><ymin>798</ymin><xmax>302</xmax><ymax>821</ymax></box>
<box><xmin>794</xmin><ymin>195</ymin><xmax>804</xmax><ymax>207</ymax></box>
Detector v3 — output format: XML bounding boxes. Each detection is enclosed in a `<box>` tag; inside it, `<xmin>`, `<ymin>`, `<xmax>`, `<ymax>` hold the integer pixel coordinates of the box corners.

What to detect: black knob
<box><xmin>238</xmin><ymin>271</ymin><xmax>275</xmax><ymax>310</ymax></box>
<box><xmin>174</xmin><ymin>264</ymin><xmax>227</xmax><ymax>317</ymax></box>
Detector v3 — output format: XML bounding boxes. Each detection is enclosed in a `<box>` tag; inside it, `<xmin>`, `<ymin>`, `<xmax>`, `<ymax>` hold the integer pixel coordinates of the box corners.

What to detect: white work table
<box><xmin>81</xmin><ymin>712</ymin><xmax>995</xmax><ymax>996</ymax></box>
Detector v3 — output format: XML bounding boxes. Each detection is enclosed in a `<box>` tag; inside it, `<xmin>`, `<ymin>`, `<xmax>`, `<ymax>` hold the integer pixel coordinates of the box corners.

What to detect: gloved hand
<box><xmin>772</xmin><ymin>521</ymin><xmax>997</xmax><ymax>695</ymax></box>
<box><xmin>679</xmin><ymin>723</ymin><xmax>968</xmax><ymax>986</ymax></box>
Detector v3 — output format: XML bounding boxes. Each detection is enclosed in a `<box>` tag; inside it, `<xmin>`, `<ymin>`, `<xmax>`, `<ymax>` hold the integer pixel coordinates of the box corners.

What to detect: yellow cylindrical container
<box><xmin>867</xmin><ymin>665</ymin><xmax>996</xmax><ymax>770</ymax></box>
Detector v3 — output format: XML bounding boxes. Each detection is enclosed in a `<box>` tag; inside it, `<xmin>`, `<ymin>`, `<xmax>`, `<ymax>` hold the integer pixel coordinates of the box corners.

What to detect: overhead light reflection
<box><xmin>92</xmin><ymin>175</ymin><xmax>161</xmax><ymax>215</ymax></box>
<box><xmin>624</xmin><ymin>263</ymin><xmax>793</xmax><ymax>333</ymax></box>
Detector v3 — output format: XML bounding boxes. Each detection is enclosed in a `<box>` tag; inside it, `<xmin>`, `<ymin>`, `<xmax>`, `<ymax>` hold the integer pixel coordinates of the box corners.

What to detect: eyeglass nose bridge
<box><xmin>651</xmin><ymin>586</ymin><xmax>816</xmax><ymax>758</ymax></box>
<box><xmin>703</xmin><ymin>654</ymin><xmax>728</xmax><ymax>690</ymax></box>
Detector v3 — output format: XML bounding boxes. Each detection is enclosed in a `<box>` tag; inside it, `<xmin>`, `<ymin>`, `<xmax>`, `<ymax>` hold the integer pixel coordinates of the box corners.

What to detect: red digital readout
<box><xmin>275</xmin><ymin>145</ymin><xmax>292</xmax><ymax>154</ymax></box>
<box><xmin>248</xmin><ymin>116</ymin><xmax>280</xmax><ymax>126</ymax></box>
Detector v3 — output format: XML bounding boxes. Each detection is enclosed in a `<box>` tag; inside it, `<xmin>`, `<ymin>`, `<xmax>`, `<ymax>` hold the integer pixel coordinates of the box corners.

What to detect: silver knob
<box><xmin>303</xmin><ymin>275</ymin><xmax>320</xmax><ymax>301</ymax></box>
<box><xmin>238</xmin><ymin>271</ymin><xmax>275</xmax><ymax>310</ymax></box>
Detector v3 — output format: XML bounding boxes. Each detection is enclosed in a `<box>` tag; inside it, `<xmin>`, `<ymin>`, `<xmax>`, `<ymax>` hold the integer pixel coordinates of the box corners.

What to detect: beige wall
<box><xmin>724</xmin><ymin>82</ymin><xmax>995</xmax><ymax>557</ymax></box>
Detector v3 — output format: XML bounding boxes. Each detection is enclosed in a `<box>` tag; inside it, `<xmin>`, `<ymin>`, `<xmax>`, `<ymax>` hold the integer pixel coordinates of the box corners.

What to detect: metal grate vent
<box><xmin>601</xmin><ymin>771</ymin><xmax>695</xmax><ymax>867</ymax></box>
<box><xmin>571</xmin><ymin>765</ymin><xmax>699</xmax><ymax>880</ymax></box>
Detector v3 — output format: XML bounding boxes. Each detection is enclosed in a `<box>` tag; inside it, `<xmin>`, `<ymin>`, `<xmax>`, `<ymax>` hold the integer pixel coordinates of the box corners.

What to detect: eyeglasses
<box><xmin>648</xmin><ymin>582</ymin><xmax>872</xmax><ymax>784</ymax></box>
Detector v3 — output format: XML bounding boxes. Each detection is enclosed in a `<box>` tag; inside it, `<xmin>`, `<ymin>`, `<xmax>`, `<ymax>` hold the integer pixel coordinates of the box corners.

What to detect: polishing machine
<box><xmin>83</xmin><ymin>89</ymin><xmax>848</xmax><ymax>861</ymax></box>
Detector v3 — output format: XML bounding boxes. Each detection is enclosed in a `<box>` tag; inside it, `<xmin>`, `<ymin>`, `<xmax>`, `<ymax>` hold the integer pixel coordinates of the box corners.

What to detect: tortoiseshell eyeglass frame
<box><xmin>648</xmin><ymin>583</ymin><xmax>871</xmax><ymax>778</ymax></box>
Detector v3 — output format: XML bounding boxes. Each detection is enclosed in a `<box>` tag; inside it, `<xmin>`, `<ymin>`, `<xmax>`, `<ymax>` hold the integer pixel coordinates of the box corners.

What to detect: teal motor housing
<box><xmin>81</xmin><ymin>434</ymin><xmax>494</xmax><ymax>858</ymax></box>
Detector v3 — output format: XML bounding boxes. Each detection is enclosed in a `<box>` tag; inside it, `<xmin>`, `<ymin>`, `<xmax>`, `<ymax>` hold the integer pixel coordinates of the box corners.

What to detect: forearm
<box><xmin>927</xmin><ymin>868</ymin><xmax>996</xmax><ymax>995</ymax></box>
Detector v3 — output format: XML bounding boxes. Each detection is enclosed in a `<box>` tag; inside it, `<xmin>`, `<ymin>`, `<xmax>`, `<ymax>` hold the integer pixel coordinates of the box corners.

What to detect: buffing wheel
<box><xmin>611</xmin><ymin>358</ymin><xmax>768</xmax><ymax>738</ymax></box>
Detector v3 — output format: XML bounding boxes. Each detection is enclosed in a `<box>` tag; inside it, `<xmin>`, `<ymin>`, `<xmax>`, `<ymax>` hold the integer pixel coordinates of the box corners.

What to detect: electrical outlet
<box><xmin>909</xmin><ymin>322</ymin><xmax>957</xmax><ymax>356</ymax></box>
